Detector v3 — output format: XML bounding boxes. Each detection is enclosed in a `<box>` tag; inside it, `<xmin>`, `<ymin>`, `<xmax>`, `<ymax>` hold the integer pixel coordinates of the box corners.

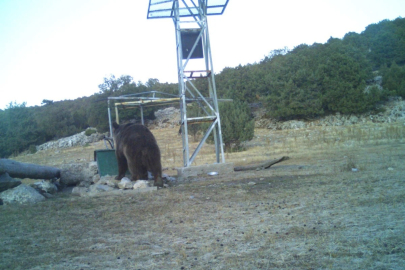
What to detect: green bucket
<box><xmin>94</xmin><ymin>149</ymin><xmax>119</xmax><ymax>177</ymax></box>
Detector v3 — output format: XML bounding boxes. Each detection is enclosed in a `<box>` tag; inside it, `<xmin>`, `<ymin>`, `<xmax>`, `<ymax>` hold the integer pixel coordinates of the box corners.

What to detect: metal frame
<box><xmin>147</xmin><ymin>0</ymin><xmax>229</xmax><ymax>19</ymax></box>
<box><xmin>107</xmin><ymin>91</ymin><xmax>179</xmax><ymax>138</ymax></box>
<box><xmin>147</xmin><ymin>0</ymin><xmax>228</xmax><ymax>167</ymax></box>
<box><xmin>107</xmin><ymin>91</ymin><xmax>231</xmax><ymax>143</ymax></box>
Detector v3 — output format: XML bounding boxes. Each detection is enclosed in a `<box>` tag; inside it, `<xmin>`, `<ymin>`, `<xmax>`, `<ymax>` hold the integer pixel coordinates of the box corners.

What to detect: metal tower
<box><xmin>147</xmin><ymin>0</ymin><xmax>229</xmax><ymax>167</ymax></box>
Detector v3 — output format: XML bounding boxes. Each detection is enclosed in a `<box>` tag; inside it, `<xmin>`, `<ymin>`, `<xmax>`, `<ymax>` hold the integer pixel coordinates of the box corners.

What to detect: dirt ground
<box><xmin>1</xmin><ymin>123</ymin><xmax>405</xmax><ymax>270</ymax></box>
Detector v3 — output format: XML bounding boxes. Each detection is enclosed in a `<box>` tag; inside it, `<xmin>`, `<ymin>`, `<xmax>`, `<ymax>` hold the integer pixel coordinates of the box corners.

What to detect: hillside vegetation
<box><xmin>1</xmin><ymin>17</ymin><xmax>405</xmax><ymax>158</ymax></box>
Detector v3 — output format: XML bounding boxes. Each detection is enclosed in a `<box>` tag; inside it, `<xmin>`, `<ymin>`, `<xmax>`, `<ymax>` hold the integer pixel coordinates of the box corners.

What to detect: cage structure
<box><xmin>107</xmin><ymin>91</ymin><xmax>180</xmax><ymax>136</ymax></box>
<box><xmin>147</xmin><ymin>0</ymin><xmax>230</xmax><ymax>167</ymax></box>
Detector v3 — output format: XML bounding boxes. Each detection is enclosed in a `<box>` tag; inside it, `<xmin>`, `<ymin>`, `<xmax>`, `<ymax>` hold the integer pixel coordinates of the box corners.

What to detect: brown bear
<box><xmin>112</xmin><ymin>122</ymin><xmax>163</xmax><ymax>187</ymax></box>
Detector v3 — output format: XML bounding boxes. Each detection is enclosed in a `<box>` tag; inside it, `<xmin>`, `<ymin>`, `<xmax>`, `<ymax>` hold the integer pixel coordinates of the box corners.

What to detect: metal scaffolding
<box><xmin>147</xmin><ymin>0</ymin><xmax>229</xmax><ymax>167</ymax></box>
<box><xmin>107</xmin><ymin>91</ymin><xmax>180</xmax><ymax>137</ymax></box>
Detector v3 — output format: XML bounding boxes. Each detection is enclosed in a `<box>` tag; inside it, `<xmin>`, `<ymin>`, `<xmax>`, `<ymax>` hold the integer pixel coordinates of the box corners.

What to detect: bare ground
<box><xmin>1</xmin><ymin>122</ymin><xmax>405</xmax><ymax>270</ymax></box>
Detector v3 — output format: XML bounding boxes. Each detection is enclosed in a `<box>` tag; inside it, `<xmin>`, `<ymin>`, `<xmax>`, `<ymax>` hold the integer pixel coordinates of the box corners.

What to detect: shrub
<box><xmin>85</xmin><ymin>128</ymin><xmax>97</xmax><ymax>136</ymax></box>
<box><xmin>29</xmin><ymin>145</ymin><xmax>37</xmax><ymax>154</ymax></box>
<box><xmin>217</xmin><ymin>101</ymin><xmax>255</xmax><ymax>152</ymax></box>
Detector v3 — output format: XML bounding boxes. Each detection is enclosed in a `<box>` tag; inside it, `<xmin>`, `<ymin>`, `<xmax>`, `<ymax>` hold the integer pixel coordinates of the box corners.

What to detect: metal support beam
<box><xmin>140</xmin><ymin>105</ymin><xmax>144</xmax><ymax>125</ymax></box>
<box><xmin>108</xmin><ymin>99</ymin><xmax>113</xmax><ymax>138</ymax></box>
<box><xmin>172</xmin><ymin>0</ymin><xmax>225</xmax><ymax>167</ymax></box>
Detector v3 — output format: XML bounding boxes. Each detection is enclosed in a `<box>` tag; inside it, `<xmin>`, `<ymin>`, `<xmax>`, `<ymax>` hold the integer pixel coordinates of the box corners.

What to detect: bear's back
<box><xmin>115</xmin><ymin>123</ymin><xmax>157</xmax><ymax>145</ymax></box>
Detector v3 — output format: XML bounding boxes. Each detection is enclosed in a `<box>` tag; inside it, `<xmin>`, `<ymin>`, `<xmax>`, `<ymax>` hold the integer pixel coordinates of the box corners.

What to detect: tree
<box><xmin>98</xmin><ymin>75</ymin><xmax>134</xmax><ymax>93</ymax></box>
<box><xmin>381</xmin><ymin>61</ymin><xmax>405</xmax><ymax>97</ymax></box>
<box><xmin>217</xmin><ymin>101</ymin><xmax>254</xmax><ymax>152</ymax></box>
<box><xmin>145</xmin><ymin>78</ymin><xmax>159</xmax><ymax>88</ymax></box>
<box><xmin>0</xmin><ymin>102</ymin><xmax>40</xmax><ymax>157</ymax></box>
<box><xmin>41</xmin><ymin>99</ymin><xmax>54</xmax><ymax>106</ymax></box>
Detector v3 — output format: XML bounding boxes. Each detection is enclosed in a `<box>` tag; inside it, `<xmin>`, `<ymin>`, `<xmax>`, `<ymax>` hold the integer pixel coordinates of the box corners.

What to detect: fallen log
<box><xmin>0</xmin><ymin>159</ymin><xmax>61</xmax><ymax>180</ymax></box>
<box><xmin>234</xmin><ymin>156</ymin><xmax>290</xmax><ymax>171</ymax></box>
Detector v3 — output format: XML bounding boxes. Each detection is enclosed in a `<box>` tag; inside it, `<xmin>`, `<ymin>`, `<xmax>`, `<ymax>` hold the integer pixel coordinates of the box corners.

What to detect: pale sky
<box><xmin>0</xmin><ymin>0</ymin><xmax>403</xmax><ymax>109</ymax></box>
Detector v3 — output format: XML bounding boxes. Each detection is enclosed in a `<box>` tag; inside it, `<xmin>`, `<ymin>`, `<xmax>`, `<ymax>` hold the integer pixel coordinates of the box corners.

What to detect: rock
<box><xmin>106</xmin><ymin>179</ymin><xmax>119</xmax><ymax>188</ymax></box>
<box><xmin>152</xmin><ymin>107</ymin><xmax>181</xmax><ymax>129</ymax></box>
<box><xmin>92</xmin><ymin>174</ymin><xmax>101</xmax><ymax>183</ymax></box>
<box><xmin>72</xmin><ymin>186</ymin><xmax>89</xmax><ymax>195</ymax></box>
<box><xmin>0</xmin><ymin>173</ymin><xmax>21</xmax><ymax>192</ymax></box>
<box><xmin>163</xmin><ymin>173</ymin><xmax>176</xmax><ymax>182</ymax></box>
<box><xmin>97</xmin><ymin>175</ymin><xmax>119</xmax><ymax>187</ymax></box>
<box><xmin>78</xmin><ymin>180</ymin><xmax>92</xmax><ymax>188</ymax></box>
<box><xmin>248</xmin><ymin>181</ymin><xmax>256</xmax><ymax>186</ymax></box>
<box><xmin>89</xmin><ymin>184</ymin><xmax>115</xmax><ymax>192</ymax></box>
<box><xmin>60</xmin><ymin>162</ymin><xmax>98</xmax><ymax>186</ymax></box>
<box><xmin>98</xmin><ymin>175</ymin><xmax>115</xmax><ymax>183</ymax></box>
<box><xmin>42</xmin><ymin>193</ymin><xmax>54</xmax><ymax>199</ymax></box>
<box><xmin>279</xmin><ymin>120</ymin><xmax>306</xmax><ymax>130</ymax></box>
<box><xmin>88</xmin><ymin>161</ymin><xmax>98</xmax><ymax>175</ymax></box>
<box><xmin>118</xmin><ymin>177</ymin><xmax>133</xmax><ymax>189</ymax></box>
<box><xmin>348</xmin><ymin>115</ymin><xmax>359</xmax><ymax>124</ymax></box>
<box><xmin>122</xmin><ymin>177</ymin><xmax>131</xmax><ymax>182</ymax></box>
<box><xmin>31</xmin><ymin>180</ymin><xmax>58</xmax><ymax>194</ymax></box>
<box><xmin>85</xmin><ymin>132</ymin><xmax>105</xmax><ymax>144</ymax></box>
<box><xmin>387</xmin><ymin>167</ymin><xmax>394</xmax><ymax>171</ymax></box>
<box><xmin>374</xmin><ymin>75</ymin><xmax>382</xmax><ymax>85</ymax></box>
<box><xmin>133</xmin><ymin>180</ymin><xmax>150</xmax><ymax>189</ymax></box>
<box><xmin>0</xmin><ymin>184</ymin><xmax>45</xmax><ymax>204</ymax></box>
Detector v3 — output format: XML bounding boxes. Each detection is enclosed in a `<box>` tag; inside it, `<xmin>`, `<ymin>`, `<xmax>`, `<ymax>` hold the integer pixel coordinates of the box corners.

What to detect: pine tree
<box><xmin>218</xmin><ymin>101</ymin><xmax>254</xmax><ymax>152</ymax></box>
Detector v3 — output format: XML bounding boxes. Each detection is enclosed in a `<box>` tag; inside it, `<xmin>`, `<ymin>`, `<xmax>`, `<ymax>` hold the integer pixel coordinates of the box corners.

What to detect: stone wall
<box><xmin>36</xmin><ymin>129</ymin><xmax>105</xmax><ymax>151</ymax></box>
<box><xmin>254</xmin><ymin>98</ymin><xmax>405</xmax><ymax>130</ymax></box>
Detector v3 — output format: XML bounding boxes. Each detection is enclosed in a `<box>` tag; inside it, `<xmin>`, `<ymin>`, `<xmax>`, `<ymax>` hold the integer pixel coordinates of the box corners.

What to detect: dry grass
<box><xmin>2</xmin><ymin>122</ymin><xmax>405</xmax><ymax>269</ymax></box>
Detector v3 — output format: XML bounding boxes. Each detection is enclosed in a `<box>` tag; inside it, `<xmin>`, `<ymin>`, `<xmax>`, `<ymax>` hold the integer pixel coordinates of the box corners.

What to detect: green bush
<box><xmin>85</xmin><ymin>128</ymin><xmax>97</xmax><ymax>136</ymax></box>
<box><xmin>381</xmin><ymin>62</ymin><xmax>405</xmax><ymax>98</ymax></box>
<box><xmin>217</xmin><ymin>101</ymin><xmax>254</xmax><ymax>152</ymax></box>
<box><xmin>29</xmin><ymin>145</ymin><xmax>37</xmax><ymax>154</ymax></box>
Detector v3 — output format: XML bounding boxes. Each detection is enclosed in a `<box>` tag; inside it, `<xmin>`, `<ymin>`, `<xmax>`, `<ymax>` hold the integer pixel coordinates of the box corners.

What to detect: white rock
<box><xmin>133</xmin><ymin>180</ymin><xmax>150</xmax><ymax>189</ymax></box>
<box><xmin>106</xmin><ymin>179</ymin><xmax>119</xmax><ymax>188</ymax></box>
<box><xmin>118</xmin><ymin>182</ymin><xmax>133</xmax><ymax>189</ymax></box>
<box><xmin>121</xmin><ymin>177</ymin><xmax>132</xmax><ymax>183</ymax></box>
<box><xmin>92</xmin><ymin>174</ymin><xmax>101</xmax><ymax>183</ymax></box>
<box><xmin>88</xmin><ymin>161</ymin><xmax>98</xmax><ymax>175</ymax></box>
<box><xmin>89</xmin><ymin>184</ymin><xmax>114</xmax><ymax>192</ymax></box>
<box><xmin>0</xmin><ymin>184</ymin><xmax>45</xmax><ymax>204</ymax></box>
<box><xmin>387</xmin><ymin>167</ymin><xmax>394</xmax><ymax>171</ymax></box>
<box><xmin>72</xmin><ymin>186</ymin><xmax>89</xmax><ymax>195</ymax></box>
<box><xmin>118</xmin><ymin>177</ymin><xmax>133</xmax><ymax>189</ymax></box>
<box><xmin>31</xmin><ymin>180</ymin><xmax>58</xmax><ymax>194</ymax></box>
<box><xmin>248</xmin><ymin>181</ymin><xmax>256</xmax><ymax>186</ymax></box>
<box><xmin>98</xmin><ymin>175</ymin><xmax>116</xmax><ymax>185</ymax></box>
<box><xmin>36</xmin><ymin>129</ymin><xmax>103</xmax><ymax>151</ymax></box>
<box><xmin>60</xmin><ymin>162</ymin><xmax>97</xmax><ymax>186</ymax></box>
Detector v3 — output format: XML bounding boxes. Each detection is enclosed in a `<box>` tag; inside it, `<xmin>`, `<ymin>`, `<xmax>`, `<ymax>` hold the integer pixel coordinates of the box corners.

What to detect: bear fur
<box><xmin>112</xmin><ymin>122</ymin><xmax>163</xmax><ymax>187</ymax></box>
